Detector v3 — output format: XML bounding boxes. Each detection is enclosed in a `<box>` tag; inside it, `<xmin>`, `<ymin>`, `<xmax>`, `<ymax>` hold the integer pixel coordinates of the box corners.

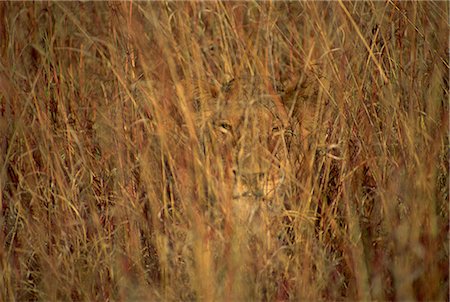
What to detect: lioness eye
<box><xmin>272</xmin><ymin>126</ymin><xmax>280</xmax><ymax>133</ymax></box>
<box><xmin>219</xmin><ymin>122</ymin><xmax>232</xmax><ymax>133</ymax></box>
<box><xmin>285</xmin><ymin>128</ymin><xmax>294</xmax><ymax>136</ymax></box>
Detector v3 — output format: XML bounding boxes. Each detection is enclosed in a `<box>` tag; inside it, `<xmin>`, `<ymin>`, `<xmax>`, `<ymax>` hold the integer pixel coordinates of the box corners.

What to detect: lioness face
<box><xmin>216</xmin><ymin>101</ymin><xmax>281</xmax><ymax>195</ymax></box>
<box><xmin>200</xmin><ymin>80</ymin><xmax>289</xmax><ymax>221</ymax></box>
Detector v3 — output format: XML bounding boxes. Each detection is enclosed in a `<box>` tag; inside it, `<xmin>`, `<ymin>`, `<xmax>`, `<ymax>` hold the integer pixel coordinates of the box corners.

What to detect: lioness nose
<box><xmin>242</xmin><ymin>172</ymin><xmax>266</xmax><ymax>197</ymax></box>
<box><xmin>232</xmin><ymin>140</ymin><xmax>273</xmax><ymax>198</ymax></box>
<box><xmin>233</xmin><ymin>168</ymin><xmax>267</xmax><ymax>198</ymax></box>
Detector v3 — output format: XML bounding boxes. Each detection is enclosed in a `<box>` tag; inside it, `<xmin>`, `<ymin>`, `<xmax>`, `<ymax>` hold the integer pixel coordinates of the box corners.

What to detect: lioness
<box><xmin>196</xmin><ymin>77</ymin><xmax>293</xmax><ymax>223</ymax></box>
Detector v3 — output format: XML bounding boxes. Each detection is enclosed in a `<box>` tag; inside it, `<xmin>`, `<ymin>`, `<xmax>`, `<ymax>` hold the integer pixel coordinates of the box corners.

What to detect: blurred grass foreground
<box><xmin>0</xmin><ymin>1</ymin><xmax>448</xmax><ymax>301</ymax></box>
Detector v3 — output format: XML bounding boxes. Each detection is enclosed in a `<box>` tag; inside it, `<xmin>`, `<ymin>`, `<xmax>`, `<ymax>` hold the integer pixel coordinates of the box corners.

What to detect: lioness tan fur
<box><xmin>195</xmin><ymin>77</ymin><xmax>293</xmax><ymax>224</ymax></box>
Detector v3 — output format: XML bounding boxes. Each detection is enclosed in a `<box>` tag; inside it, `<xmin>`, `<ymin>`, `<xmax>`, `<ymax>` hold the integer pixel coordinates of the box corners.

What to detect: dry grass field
<box><xmin>0</xmin><ymin>1</ymin><xmax>448</xmax><ymax>301</ymax></box>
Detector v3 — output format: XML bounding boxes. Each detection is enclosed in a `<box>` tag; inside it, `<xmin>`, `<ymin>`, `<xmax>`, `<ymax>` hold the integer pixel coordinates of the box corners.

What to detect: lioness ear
<box><xmin>278</xmin><ymin>73</ymin><xmax>301</xmax><ymax>117</ymax></box>
<box><xmin>280</xmin><ymin>72</ymin><xmax>319</xmax><ymax>119</ymax></box>
<box><xmin>189</xmin><ymin>79</ymin><xmax>220</xmax><ymax>113</ymax></box>
<box><xmin>202</xmin><ymin>78</ymin><xmax>236</xmax><ymax>102</ymax></box>
<box><xmin>208</xmin><ymin>82</ymin><xmax>220</xmax><ymax>99</ymax></box>
<box><xmin>220</xmin><ymin>78</ymin><xmax>236</xmax><ymax>94</ymax></box>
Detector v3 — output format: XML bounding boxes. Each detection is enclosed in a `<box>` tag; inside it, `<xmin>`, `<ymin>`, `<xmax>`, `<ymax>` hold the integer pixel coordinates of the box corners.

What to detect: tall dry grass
<box><xmin>0</xmin><ymin>1</ymin><xmax>448</xmax><ymax>301</ymax></box>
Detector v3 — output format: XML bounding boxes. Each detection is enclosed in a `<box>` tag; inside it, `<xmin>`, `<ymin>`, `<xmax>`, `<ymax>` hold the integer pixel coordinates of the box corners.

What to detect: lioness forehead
<box><xmin>194</xmin><ymin>76</ymin><xmax>287</xmax><ymax>131</ymax></box>
<box><xmin>212</xmin><ymin>99</ymin><xmax>277</xmax><ymax>131</ymax></box>
<box><xmin>214</xmin><ymin>97</ymin><xmax>274</xmax><ymax>116</ymax></box>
